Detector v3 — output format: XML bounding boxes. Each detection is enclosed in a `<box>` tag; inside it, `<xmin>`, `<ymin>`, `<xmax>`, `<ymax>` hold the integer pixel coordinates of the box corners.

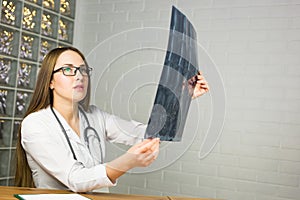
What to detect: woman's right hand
<box><xmin>126</xmin><ymin>138</ymin><xmax>160</xmax><ymax>168</ymax></box>
<box><xmin>105</xmin><ymin>138</ymin><xmax>160</xmax><ymax>183</ymax></box>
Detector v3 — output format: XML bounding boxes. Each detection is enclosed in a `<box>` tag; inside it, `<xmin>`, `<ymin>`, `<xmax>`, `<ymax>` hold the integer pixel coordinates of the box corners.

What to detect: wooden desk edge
<box><xmin>0</xmin><ymin>186</ymin><xmax>219</xmax><ymax>200</ymax></box>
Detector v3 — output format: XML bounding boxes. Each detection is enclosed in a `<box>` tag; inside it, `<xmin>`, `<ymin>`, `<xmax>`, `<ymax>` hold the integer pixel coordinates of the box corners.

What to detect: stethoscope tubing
<box><xmin>50</xmin><ymin>105</ymin><xmax>103</xmax><ymax>163</ymax></box>
<box><xmin>50</xmin><ymin>106</ymin><xmax>77</xmax><ymax>160</ymax></box>
<box><xmin>79</xmin><ymin>106</ymin><xmax>104</xmax><ymax>163</ymax></box>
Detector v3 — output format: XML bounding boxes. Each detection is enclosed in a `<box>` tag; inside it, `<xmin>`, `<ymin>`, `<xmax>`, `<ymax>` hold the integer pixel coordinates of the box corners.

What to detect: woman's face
<box><xmin>50</xmin><ymin>50</ymin><xmax>89</xmax><ymax>105</ymax></box>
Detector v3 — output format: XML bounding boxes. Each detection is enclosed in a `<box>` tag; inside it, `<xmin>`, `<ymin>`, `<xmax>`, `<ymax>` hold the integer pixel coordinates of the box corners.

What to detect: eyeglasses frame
<box><xmin>52</xmin><ymin>65</ymin><xmax>93</xmax><ymax>76</ymax></box>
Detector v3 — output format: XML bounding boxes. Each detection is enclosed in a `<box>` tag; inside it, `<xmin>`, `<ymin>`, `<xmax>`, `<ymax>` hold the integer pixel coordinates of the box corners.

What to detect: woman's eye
<box><xmin>64</xmin><ymin>67</ymin><xmax>72</xmax><ymax>72</ymax></box>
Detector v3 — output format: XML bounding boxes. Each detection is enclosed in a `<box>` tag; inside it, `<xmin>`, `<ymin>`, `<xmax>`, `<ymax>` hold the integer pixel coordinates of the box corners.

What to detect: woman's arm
<box><xmin>91</xmin><ymin>106</ymin><xmax>146</xmax><ymax>145</ymax></box>
<box><xmin>105</xmin><ymin>138</ymin><xmax>160</xmax><ymax>183</ymax></box>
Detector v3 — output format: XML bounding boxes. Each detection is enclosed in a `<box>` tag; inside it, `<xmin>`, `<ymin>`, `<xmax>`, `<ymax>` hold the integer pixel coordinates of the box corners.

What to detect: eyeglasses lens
<box><xmin>62</xmin><ymin>66</ymin><xmax>90</xmax><ymax>76</ymax></box>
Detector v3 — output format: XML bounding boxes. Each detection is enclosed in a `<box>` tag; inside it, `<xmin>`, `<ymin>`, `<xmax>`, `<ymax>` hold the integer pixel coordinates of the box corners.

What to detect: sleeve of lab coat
<box><xmin>90</xmin><ymin>105</ymin><xmax>146</xmax><ymax>145</ymax></box>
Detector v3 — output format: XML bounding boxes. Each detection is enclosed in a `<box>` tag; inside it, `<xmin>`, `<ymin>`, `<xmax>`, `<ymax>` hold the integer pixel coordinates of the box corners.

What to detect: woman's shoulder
<box><xmin>21</xmin><ymin>107</ymin><xmax>56</xmax><ymax>136</ymax></box>
<box><xmin>88</xmin><ymin>104</ymin><xmax>98</xmax><ymax>112</ymax></box>
<box><xmin>88</xmin><ymin>105</ymin><xmax>106</xmax><ymax>114</ymax></box>
<box><xmin>22</xmin><ymin>107</ymin><xmax>53</xmax><ymax>124</ymax></box>
<box><xmin>87</xmin><ymin>105</ymin><xmax>111</xmax><ymax>120</ymax></box>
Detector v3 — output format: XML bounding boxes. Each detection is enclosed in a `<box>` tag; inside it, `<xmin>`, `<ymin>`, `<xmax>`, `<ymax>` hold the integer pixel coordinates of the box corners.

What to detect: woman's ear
<box><xmin>49</xmin><ymin>80</ymin><xmax>54</xmax><ymax>90</ymax></box>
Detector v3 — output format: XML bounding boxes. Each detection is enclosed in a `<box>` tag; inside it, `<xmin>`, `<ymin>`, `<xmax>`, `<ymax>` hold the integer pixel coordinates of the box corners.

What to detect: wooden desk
<box><xmin>0</xmin><ymin>186</ymin><xmax>216</xmax><ymax>200</ymax></box>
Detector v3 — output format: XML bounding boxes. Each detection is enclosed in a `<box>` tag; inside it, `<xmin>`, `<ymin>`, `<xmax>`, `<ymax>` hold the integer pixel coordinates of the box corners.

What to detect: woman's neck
<box><xmin>52</xmin><ymin>102</ymin><xmax>81</xmax><ymax>136</ymax></box>
<box><xmin>52</xmin><ymin>102</ymin><xmax>79</xmax><ymax>123</ymax></box>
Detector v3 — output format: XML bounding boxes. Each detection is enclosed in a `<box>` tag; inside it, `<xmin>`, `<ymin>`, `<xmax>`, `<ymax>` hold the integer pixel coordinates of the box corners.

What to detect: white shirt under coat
<box><xmin>21</xmin><ymin>105</ymin><xmax>146</xmax><ymax>192</ymax></box>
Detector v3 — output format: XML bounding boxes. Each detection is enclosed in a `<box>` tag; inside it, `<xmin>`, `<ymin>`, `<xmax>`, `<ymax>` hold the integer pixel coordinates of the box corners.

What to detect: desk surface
<box><xmin>0</xmin><ymin>186</ymin><xmax>217</xmax><ymax>200</ymax></box>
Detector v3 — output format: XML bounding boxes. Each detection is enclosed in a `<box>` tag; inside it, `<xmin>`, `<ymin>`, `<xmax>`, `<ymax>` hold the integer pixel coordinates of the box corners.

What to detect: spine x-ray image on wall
<box><xmin>145</xmin><ymin>6</ymin><xmax>199</xmax><ymax>141</ymax></box>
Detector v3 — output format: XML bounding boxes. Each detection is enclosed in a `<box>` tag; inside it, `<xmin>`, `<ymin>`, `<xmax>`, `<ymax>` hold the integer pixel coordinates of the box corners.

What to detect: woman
<box><xmin>15</xmin><ymin>47</ymin><xmax>209</xmax><ymax>192</ymax></box>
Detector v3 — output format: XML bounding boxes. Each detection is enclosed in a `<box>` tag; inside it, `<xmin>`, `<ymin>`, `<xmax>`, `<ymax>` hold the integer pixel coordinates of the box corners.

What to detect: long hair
<box><xmin>15</xmin><ymin>46</ymin><xmax>91</xmax><ymax>187</ymax></box>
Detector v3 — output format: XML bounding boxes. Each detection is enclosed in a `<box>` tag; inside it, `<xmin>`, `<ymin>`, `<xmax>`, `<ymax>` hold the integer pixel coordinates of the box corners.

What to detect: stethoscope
<box><xmin>50</xmin><ymin>105</ymin><xmax>103</xmax><ymax>164</ymax></box>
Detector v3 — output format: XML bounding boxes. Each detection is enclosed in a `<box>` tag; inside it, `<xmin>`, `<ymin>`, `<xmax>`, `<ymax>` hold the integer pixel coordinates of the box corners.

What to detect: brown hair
<box><xmin>15</xmin><ymin>46</ymin><xmax>91</xmax><ymax>187</ymax></box>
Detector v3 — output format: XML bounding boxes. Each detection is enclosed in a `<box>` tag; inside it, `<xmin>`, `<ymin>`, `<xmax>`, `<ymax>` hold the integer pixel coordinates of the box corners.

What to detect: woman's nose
<box><xmin>75</xmin><ymin>69</ymin><xmax>84</xmax><ymax>79</ymax></box>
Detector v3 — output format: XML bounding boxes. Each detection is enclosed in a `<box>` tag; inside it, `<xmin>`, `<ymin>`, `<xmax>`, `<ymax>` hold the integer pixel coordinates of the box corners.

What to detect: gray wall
<box><xmin>74</xmin><ymin>1</ymin><xmax>300</xmax><ymax>199</ymax></box>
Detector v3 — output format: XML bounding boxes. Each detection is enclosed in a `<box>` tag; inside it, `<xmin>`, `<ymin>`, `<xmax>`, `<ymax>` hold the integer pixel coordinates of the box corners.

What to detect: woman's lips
<box><xmin>74</xmin><ymin>85</ymin><xmax>84</xmax><ymax>90</ymax></box>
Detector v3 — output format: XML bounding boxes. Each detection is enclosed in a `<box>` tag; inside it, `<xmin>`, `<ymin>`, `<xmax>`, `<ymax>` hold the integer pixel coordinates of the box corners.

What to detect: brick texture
<box><xmin>74</xmin><ymin>0</ymin><xmax>300</xmax><ymax>199</ymax></box>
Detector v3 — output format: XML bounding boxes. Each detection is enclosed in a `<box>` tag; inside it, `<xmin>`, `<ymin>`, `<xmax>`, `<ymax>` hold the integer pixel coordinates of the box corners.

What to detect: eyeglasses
<box><xmin>52</xmin><ymin>65</ymin><xmax>92</xmax><ymax>76</ymax></box>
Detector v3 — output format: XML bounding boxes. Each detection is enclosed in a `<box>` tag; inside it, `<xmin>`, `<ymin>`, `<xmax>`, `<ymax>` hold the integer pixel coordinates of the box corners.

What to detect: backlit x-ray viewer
<box><xmin>145</xmin><ymin>6</ymin><xmax>200</xmax><ymax>141</ymax></box>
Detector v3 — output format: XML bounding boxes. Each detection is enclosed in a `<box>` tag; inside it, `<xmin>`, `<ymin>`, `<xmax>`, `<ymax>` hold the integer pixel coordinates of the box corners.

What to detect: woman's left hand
<box><xmin>191</xmin><ymin>71</ymin><xmax>209</xmax><ymax>99</ymax></box>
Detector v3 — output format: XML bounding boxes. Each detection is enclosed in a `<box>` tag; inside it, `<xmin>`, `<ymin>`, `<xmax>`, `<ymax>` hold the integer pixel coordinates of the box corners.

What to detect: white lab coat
<box><xmin>21</xmin><ymin>105</ymin><xmax>146</xmax><ymax>192</ymax></box>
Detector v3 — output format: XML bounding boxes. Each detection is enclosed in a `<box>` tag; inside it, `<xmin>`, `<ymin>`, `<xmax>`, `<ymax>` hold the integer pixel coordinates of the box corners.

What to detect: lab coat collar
<box><xmin>49</xmin><ymin>107</ymin><xmax>83</xmax><ymax>144</ymax></box>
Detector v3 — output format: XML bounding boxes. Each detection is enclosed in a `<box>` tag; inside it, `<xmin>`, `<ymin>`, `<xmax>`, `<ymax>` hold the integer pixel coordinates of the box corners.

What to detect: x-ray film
<box><xmin>145</xmin><ymin>6</ymin><xmax>199</xmax><ymax>141</ymax></box>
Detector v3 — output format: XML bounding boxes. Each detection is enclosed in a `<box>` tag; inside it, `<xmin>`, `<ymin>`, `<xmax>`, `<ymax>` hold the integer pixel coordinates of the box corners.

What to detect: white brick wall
<box><xmin>74</xmin><ymin>0</ymin><xmax>300</xmax><ymax>199</ymax></box>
